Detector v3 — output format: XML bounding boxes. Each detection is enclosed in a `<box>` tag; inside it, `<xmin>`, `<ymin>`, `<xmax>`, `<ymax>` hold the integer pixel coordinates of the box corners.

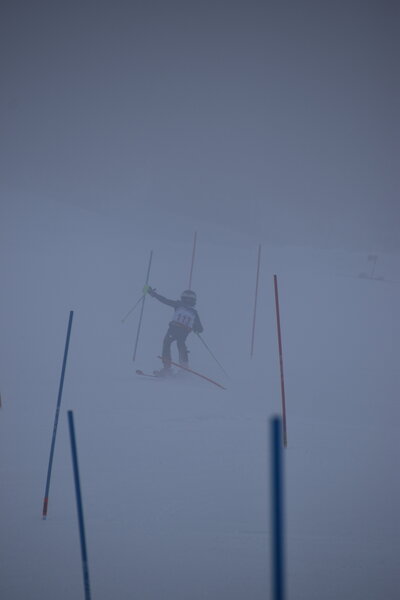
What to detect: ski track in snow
<box><xmin>1</xmin><ymin>198</ymin><xmax>399</xmax><ymax>599</ymax></box>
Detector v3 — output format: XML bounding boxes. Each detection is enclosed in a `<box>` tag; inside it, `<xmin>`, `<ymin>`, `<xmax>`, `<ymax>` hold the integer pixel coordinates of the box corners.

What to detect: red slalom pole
<box><xmin>250</xmin><ymin>244</ymin><xmax>261</xmax><ymax>357</ymax></box>
<box><xmin>188</xmin><ymin>231</ymin><xmax>197</xmax><ymax>289</ymax></box>
<box><xmin>274</xmin><ymin>275</ymin><xmax>288</xmax><ymax>447</ymax></box>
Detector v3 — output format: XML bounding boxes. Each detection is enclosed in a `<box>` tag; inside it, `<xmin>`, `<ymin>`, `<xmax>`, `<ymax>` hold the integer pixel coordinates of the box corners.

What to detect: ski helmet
<box><xmin>181</xmin><ymin>289</ymin><xmax>197</xmax><ymax>306</ymax></box>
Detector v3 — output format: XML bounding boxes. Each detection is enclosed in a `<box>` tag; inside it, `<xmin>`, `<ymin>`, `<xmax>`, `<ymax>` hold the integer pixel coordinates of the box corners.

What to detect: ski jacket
<box><xmin>150</xmin><ymin>291</ymin><xmax>203</xmax><ymax>333</ymax></box>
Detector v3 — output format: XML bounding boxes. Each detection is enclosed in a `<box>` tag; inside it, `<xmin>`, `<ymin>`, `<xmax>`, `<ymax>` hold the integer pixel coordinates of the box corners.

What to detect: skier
<box><xmin>143</xmin><ymin>286</ymin><xmax>203</xmax><ymax>375</ymax></box>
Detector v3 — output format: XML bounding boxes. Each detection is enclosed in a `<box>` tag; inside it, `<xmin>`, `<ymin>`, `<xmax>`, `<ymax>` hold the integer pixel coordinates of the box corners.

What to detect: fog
<box><xmin>1</xmin><ymin>1</ymin><xmax>399</xmax><ymax>599</ymax></box>
<box><xmin>1</xmin><ymin>1</ymin><xmax>399</xmax><ymax>248</ymax></box>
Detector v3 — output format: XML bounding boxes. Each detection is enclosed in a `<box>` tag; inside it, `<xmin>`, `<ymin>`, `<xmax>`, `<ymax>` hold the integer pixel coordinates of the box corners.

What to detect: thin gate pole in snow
<box><xmin>188</xmin><ymin>231</ymin><xmax>197</xmax><ymax>289</ymax></box>
<box><xmin>270</xmin><ymin>416</ymin><xmax>286</xmax><ymax>600</ymax></box>
<box><xmin>132</xmin><ymin>250</ymin><xmax>153</xmax><ymax>362</ymax></box>
<box><xmin>250</xmin><ymin>244</ymin><xmax>262</xmax><ymax>357</ymax></box>
<box><xmin>42</xmin><ymin>310</ymin><xmax>74</xmax><ymax>518</ymax></box>
<box><xmin>273</xmin><ymin>275</ymin><xmax>288</xmax><ymax>447</ymax></box>
<box><xmin>68</xmin><ymin>411</ymin><xmax>92</xmax><ymax>600</ymax></box>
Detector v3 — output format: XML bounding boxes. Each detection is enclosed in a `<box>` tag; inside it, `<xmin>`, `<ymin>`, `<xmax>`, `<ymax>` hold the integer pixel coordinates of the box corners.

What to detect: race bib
<box><xmin>173</xmin><ymin>306</ymin><xmax>195</xmax><ymax>329</ymax></box>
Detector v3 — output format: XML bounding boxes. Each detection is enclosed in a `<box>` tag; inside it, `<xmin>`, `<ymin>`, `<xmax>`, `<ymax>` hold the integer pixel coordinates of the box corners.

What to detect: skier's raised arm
<box><xmin>143</xmin><ymin>285</ymin><xmax>178</xmax><ymax>308</ymax></box>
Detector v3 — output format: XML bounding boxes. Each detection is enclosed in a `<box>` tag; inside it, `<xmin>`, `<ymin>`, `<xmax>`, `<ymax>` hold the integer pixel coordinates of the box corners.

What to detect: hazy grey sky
<box><xmin>1</xmin><ymin>0</ymin><xmax>399</xmax><ymax>249</ymax></box>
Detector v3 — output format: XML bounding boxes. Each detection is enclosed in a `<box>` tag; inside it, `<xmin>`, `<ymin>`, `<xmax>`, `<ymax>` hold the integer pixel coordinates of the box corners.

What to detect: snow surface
<box><xmin>1</xmin><ymin>197</ymin><xmax>399</xmax><ymax>599</ymax></box>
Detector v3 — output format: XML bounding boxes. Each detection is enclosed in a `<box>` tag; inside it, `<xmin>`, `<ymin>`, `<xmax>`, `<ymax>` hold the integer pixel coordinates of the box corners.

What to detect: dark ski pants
<box><xmin>162</xmin><ymin>324</ymin><xmax>189</xmax><ymax>367</ymax></box>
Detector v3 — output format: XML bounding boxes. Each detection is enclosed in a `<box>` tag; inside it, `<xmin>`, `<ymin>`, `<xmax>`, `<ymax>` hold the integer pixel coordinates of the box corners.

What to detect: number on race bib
<box><xmin>174</xmin><ymin>307</ymin><xmax>195</xmax><ymax>329</ymax></box>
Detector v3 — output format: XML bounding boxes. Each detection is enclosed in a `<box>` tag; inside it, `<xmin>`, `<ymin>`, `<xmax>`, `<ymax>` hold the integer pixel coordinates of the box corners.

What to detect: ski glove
<box><xmin>143</xmin><ymin>284</ymin><xmax>155</xmax><ymax>296</ymax></box>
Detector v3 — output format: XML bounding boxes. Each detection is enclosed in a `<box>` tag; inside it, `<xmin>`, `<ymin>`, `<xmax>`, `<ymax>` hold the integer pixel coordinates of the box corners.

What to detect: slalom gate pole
<box><xmin>188</xmin><ymin>231</ymin><xmax>197</xmax><ymax>289</ymax></box>
<box><xmin>132</xmin><ymin>250</ymin><xmax>153</xmax><ymax>362</ymax></box>
<box><xmin>68</xmin><ymin>411</ymin><xmax>92</xmax><ymax>600</ymax></box>
<box><xmin>196</xmin><ymin>333</ymin><xmax>229</xmax><ymax>378</ymax></box>
<box><xmin>270</xmin><ymin>416</ymin><xmax>286</xmax><ymax>600</ymax></box>
<box><xmin>250</xmin><ymin>244</ymin><xmax>261</xmax><ymax>357</ymax></box>
<box><xmin>121</xmin><ymin>294</ymin><xmax>145</xmax><ymax>323</ymax></box>
<box><xmin>42</xmin><ymin>310</ymin><xmax>74</xmax><ymax>519</ymax></box>
<box><xmin>273</xmin><ymin>275</ymin><xmax>288</xmax><ymax>447</ymax></box>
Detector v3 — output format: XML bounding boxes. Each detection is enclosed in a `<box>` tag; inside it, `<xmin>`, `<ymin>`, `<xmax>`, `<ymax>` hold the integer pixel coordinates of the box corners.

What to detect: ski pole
<box><xmin>132</xmin><ymin>250</ymin><xmax>153</xmax><ymax>362</ymax></box>
<box><xmin>121</xmin><ymin>294</ymin><xmax>145</xmax><ymax>323</ymax></box>
<box><xmin>195</xmin><ymin>333</ymin><xmax>229</xmax><ymax>378</ymax></box>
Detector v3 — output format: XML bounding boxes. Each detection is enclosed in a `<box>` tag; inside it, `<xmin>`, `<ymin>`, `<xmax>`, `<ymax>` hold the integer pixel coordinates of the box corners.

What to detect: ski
<box><xmin>136</xmin><ymin>369</ymin><xmax>159</xmax><ymax>379</ymax></box>
<box><xmin>136</xmin><ymin>369</ymin><xmax>178</xmax><ymax>380</ymax></box>
<box><xmin>157</xmin><ymin>357</ymin><xmax>226</xmax><ymax>390</ymax></box>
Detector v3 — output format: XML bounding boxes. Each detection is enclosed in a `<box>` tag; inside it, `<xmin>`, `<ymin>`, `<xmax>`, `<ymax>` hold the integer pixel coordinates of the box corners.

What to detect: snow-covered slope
<box><xmin>1</xmin><ymin>197</ymin><xmax>399</xmax><ymax>599</ymax></box>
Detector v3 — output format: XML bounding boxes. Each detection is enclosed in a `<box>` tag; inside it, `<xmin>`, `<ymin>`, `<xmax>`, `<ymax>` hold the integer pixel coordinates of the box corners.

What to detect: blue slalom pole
<box><xmin>68</xmin><ymin>411</ymin><xmax>92</xmax><ymax>600</ymax></box>
<box><xmin>42</xmin><ymin>310</ymin><xmax>74</xmax><ymax>518</ymax></box>
<box><xmin>270</xmin><ymin>416</ymin><xmax>285</xmax><ymax>600</ymax></box>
